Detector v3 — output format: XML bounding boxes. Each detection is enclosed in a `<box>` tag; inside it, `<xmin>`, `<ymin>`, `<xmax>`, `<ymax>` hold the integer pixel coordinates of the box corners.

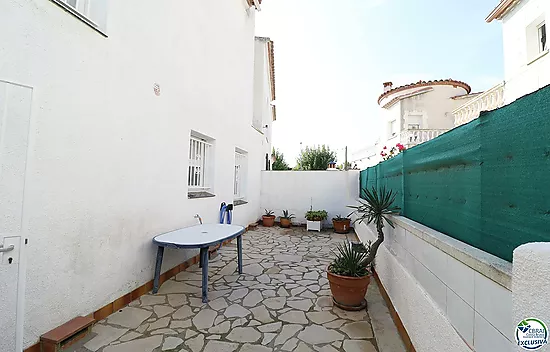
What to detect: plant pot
<box><xmin>332</xmin><ymin>219</ymin><xmax>351</xmax><ymax>234</ymax></box>
<box><xmin>327</xmin><ymin>269</ymin><xmax>370</xmax><ymax>311</ymax></box>
<box><xmin>306</xmin><ymin>220</ymin><xmax>322</xmax><ymax>232</ymax></box>
<box><xmin>262</xmin><ymin>215</ymin><xmax>275</xmax><ymax>227</ymax></box>
<box><xmin>280</xmin><ymin>218</ymin><xmax>292</xmax><ymax>228</ymax></box>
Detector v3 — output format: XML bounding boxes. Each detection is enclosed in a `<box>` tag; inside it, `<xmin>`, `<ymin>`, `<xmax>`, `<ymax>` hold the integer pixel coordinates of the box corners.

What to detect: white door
<box><xmin>0</xmin><ymin>81</ymin><xmax>32</xmax><ymax>352</ymax></box>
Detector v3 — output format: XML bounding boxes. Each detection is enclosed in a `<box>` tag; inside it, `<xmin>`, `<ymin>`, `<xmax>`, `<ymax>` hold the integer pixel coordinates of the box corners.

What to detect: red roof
<box><xmin>378</xmin><ymin>79</ymin><xmax>472</xmax><ymax>105</ymax></box>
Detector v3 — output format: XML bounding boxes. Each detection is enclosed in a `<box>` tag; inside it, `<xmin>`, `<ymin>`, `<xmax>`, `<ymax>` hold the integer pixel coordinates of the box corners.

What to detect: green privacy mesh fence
<box><xmin>360</xmin><ymin>85</ymin><xmax>550</xmax><ymax>262</ymax></box>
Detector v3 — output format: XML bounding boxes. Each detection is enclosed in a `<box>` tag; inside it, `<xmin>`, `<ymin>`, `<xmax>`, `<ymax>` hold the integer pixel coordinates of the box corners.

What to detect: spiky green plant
<box><xmin>281</xmin><ymin>210</ymin><xmax>295</xmax><ymax>220</ymax></box>
<box><xmin>332</xmin><ymin>214</ymin><xmax>349</xmax><ymax>221</ymax></box>
<box><xmin>329</xmin><ymin>241</ymin><xmax>372</xmax><ymax>277</ymax></box>
<box><xmin>264</xmin><ymin>209</ymin><xmax>275</xmax><ymax>217</ymax></box>
<box><xmin>347</xmin><ymin>187</ymin><xmax>400</xmax><ymax>266</ymax></box>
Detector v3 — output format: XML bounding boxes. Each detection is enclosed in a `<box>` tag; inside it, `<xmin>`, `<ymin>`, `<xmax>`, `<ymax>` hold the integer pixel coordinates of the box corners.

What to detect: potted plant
<box><xmin>280</xmin><ymin>210</ymin><xmax>295</xmax><ymax>228</ymax></box>
<box><xmin>262</xmin><ymin>209</ymin><xmax>276</xmax><ymax>227</ymax></box>
<box><xmin>332</xmin><ymin>215</ymin><xmax>351</xmax><ymax>234</ymax></box>
<box><xmin>327</xmin><ymin>187</ymin><xmax>399</xmax><ymax>310</ymax></box>
<box><xmin>305</xmin><ymin>209</ymin><xmax>328</xmax><ymax>232</ymax></box>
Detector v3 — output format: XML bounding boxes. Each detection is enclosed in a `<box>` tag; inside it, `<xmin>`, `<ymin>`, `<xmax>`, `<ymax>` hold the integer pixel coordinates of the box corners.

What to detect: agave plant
<box><xmin>329</xmin><ymin>241</ymin><xmax>372</xmax><ymax>277</ymax></box>
<box><xmin>332</xmin><ymin>214</ymin><xmax>349</xmax><ymax>221</ymax></box>
<box><xmin>281</xmin><ymin>210</ymin><xmax>295</xmax><ymax>219</ymax></box>
<box><xmin>264</xmin><ymin>209</ymin><xmax>275</xmax><ymax>217</ymax></box>
<box><xmin>347</xmin><ymin>187</ymin><xmax>400</xmax><ymax>266</ymax></box>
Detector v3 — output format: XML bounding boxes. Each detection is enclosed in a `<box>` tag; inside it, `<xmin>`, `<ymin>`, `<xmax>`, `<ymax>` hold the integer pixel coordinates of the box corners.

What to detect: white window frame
<box><xmin>538</xmin><ymin>22</ymin><xmax>547</xmax><ymax>53</ymax></box>
<box><xmin>61</xmin><ymin>0</ymin><xmax>91</xmax><ymax>16</ymax></box>
<box><xmin>188</xmin><ymin>135</ymin><xmax>213</xmax><ymax>191</ymax></box>
<box><xmin>50</xmin><ymin>0</ymin><xmax>107</xmax><ymax>36</ymax></box>
<box><xmin>389</xmin><ymin>120</ymin><xmax>398</xmax><ymax>139</ymax></box>
<box><xmin>234</xmin><ymin>149</ymin><xmax>248</xmax><ymax>201</ymax></box>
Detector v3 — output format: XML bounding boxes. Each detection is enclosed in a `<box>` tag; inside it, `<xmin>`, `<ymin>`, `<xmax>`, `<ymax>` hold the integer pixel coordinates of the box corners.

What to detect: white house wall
<box><xmin>502</xmin><ymin>0</ymin><xmax>550</xmax><ymax>103</ymax></box>
<box><xmin>260</xmin><ymin>171</ymin><xmax>360</xmax><ymax>226</ymax></box>
<box><xmin>0</xmin><ymin>0</ymin><xmax>271</xmax><ymax>347</ymax></box>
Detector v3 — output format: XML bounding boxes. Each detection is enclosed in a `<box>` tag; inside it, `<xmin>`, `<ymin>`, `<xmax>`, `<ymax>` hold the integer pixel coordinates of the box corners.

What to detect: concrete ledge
<box><xmin>391</xmin><ymin>215</ymin><xmax>512</xmax><ymax>290</ymax></box>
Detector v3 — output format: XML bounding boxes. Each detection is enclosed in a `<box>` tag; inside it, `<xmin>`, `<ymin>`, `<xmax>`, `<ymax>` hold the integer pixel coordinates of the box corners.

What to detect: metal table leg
<box><xmin>153</xmin><ymin>246</ymin><xmax>165</xmax><ymax>294</ymax></box>
<box><xmin>237</xmin><ymin>235</ymin><xmax>243</xmax><ymax>274</ymax></box>
<box><xmin>200</xmin><ymin>247</ymin><xmax>209</xmax><ymax>303</ymax></box>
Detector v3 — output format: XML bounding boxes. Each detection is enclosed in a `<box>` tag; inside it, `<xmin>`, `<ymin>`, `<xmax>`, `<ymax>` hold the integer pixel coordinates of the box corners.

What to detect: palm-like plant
<box><xmin>347</xmin><ymin>187</ymin><xmax>400</xmax><ymax>266</ymax></box>
<box><xmin>281</xmin><ymin>210</ymin><xmax>295</xmax><ymax>219</ymax></box>
<box><xmin>329</xmin><ymin>241</ymin><xmax>371</xmax><ymax>277</ymax></box>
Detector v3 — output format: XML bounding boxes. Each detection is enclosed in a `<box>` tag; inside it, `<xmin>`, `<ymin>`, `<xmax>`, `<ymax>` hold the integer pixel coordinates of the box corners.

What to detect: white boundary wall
<box><xmin>355</xmin><ymin>216</ymin><xmax>515</xmax><ymax>352</ymax></box>
<box><xmin>260</xmin><ymin>171</ymin><xmax>360</xmax><ymax>226</ymax></box>
<box><xmin>512</xmin><ymin>243</ymin><xmax>550</xmax><ymax>352</ymax></box>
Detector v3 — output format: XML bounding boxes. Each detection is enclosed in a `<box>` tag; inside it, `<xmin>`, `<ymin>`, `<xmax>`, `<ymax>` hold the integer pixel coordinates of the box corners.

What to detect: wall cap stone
<box><xmin>391</xmin><ymin>215</ymin><xmax>512</xmax><ymax>290</ymax></box>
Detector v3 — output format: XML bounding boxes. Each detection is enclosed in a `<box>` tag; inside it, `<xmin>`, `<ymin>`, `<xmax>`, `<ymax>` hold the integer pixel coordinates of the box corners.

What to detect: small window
<box><xmin>234</xmin><ymin>149</ymin><xmax>248</xmax><ymax>200</ymax></box>
<box><xmin>57</xmin><ymin>0</ymin><xmax>91</xmax><ymax>18</ymax></box>
<box><xmin>538</xmin><ymin>22</ymin><xmax>547</xmax><ymax>53</ymax></box>
<box><xmin>51</xmin><ymin>0</ymin><xmax>108</xmax><ymax>33</ymax></box>
<box><xmin>389</xmin><ymin>120</ymin><xmax>398</xmax><ymax>138</ymax></box>
<box><xmin>408</xmin><ymin>124</ymin><xmax>420</xmax><ymax>130</ymax></box>
<box><xmin>188</xmin><ymin>133</ymin><xmax>214</xmax><ymax>191</ymax></box>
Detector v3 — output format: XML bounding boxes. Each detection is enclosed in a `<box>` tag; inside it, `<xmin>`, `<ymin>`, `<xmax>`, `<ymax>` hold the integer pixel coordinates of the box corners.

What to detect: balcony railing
<box><xmin>403</xmin><ymin>129</ymin><xmax>447</xmax><ymax>147</ymax></box>
<box><xmin>453</xmin><ymin>82</ymin><xmax>505</xmax><ymax>127</ymax></box>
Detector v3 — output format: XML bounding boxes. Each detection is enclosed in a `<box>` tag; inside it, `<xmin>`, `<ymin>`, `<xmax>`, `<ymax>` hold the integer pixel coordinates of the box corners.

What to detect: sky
<box><xmin>255</xmin><ymin>0</ymin><xmax>504</xmax><ymax>167</ymax></box>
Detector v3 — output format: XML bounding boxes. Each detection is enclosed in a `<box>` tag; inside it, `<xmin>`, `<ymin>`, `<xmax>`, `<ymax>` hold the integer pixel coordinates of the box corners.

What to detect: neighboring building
<box><xmin>0</xmin><ymin>0</ymin><xmax>273</xmax><ymax>350</ymax></box>
<box><xmin>453</xmin><ymin>0</ymin><xmax>549</xmax><ymax>127</ymax></box>
<box><xmin>487</xmin><ymin>0</ymin><xmax>550</xmax><ymax>103</ymax></box>
<box><xmin>352</xmin><ymin>79</ymin><xmax>476</xmax><ymax>168</ymax></box>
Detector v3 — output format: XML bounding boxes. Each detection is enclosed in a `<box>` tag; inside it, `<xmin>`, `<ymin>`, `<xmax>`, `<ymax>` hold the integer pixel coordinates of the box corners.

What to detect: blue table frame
<box><xmin>152</xmin><ymin>224</ymin><xmax>245</xmax><ymax>302</ymax></box>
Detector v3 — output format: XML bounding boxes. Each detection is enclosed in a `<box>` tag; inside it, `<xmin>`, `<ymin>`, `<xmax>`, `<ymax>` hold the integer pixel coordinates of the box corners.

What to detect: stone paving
<box><xmin>70</xmin><ymin>226</ymin><xmax>400</xmax><ymax>352</ymax></box>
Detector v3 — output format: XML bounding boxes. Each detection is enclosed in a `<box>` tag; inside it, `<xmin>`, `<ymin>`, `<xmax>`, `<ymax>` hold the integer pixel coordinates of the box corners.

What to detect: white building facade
<box><xmin>352</xmin><ymin>80</ymin><xmax>475</xmax><ymax>169</ymax></box>
<box><xmin>0</xmin><ymin>0</ymin><xmax>274</xmax><ymax>350</ymax></box>
<box><xmin>487</xmin><ymin>0</ymin><xmax>550</xmax><ymax>103</ymax></box>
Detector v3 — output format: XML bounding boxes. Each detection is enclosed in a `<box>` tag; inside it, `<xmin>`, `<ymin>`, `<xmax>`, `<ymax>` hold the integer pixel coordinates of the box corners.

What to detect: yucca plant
<box><xmin>347</xmin><ymin>186</ymin><xmax>400</xmax><ymax>266</ymax></box>
<box><xmin>329</xmin><ymin>241</ymin><xmax>372</xmax><ymax>277</ymax></box>
<box><xmin>281</xmin><ymin>210</ymin><xmax>295</xmax><ymax>220</ymax></box>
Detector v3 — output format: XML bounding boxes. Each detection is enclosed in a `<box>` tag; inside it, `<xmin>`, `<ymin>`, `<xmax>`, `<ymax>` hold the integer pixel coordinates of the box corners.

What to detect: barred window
<box><xmin>234</xmin><ymin>149</ymin><xmax>248</xmax><ymax>200</ymax></box>
<box><xmin>188</xmin><ymin>135</ymin><xmax>213</xmax><ymax>191</ymax></box>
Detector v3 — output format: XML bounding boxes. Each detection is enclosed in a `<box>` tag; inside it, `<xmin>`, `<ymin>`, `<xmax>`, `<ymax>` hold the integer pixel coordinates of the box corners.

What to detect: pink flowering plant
<box><xmin>380</xmin><ymin>143</ymin><xmax>406</xmax><ymax>161</ymax></box>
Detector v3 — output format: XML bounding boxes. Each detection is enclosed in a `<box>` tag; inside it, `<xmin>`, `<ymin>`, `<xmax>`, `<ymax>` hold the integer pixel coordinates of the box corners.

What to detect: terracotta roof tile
<box><xmin>486</xmin><ymin>0</ymin><xmax>522</xmax><ymax>22</ymax></box>
<box><xmin>377</xmin><ymin>79</ymin><xmax>471</xmax><ymax>105</ymax></box>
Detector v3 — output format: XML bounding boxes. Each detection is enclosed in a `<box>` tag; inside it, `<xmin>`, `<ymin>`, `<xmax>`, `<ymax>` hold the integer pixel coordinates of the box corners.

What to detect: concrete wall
<box><xmin>355</xmin><ymin>215</ymin><xmax>515</xmax><ymax>352</ymax></box>
<box><xmin>512</xmin><ymin>243</ymin><xmax>550</xmax><ymax>352</ymax></box>
<box><xmin>260</xmin><ymin>171</ymin><xmax>360</xmax><ymax>226</ymax></box>
<box><xmin>0</xmin><ymin>0</ymin><xmax>272</xmax><ymax>347</ymax></box>
<box><xmin>502</xmin><ymin>0</ymin><xmax>550</xmax><ymax>103</ymax></box>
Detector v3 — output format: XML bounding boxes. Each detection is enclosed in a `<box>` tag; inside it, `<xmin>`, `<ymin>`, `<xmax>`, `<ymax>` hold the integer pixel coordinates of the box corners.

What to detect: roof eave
<box><xmin>486</xmin><ymin>0</ymin><xmax>520</xmax><ymax>23</ymax></box>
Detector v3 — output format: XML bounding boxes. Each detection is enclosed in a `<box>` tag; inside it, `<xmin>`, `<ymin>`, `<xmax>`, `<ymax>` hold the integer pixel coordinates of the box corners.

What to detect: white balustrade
<box><xmin>403</xmin><ymin>129</ymin><xmax>447</xmax><ymax>147</ymax></box>
<box><xmin>453</xmin><ymin>82</ymin><xmax>505</xmax><ymax>126</ymax></box>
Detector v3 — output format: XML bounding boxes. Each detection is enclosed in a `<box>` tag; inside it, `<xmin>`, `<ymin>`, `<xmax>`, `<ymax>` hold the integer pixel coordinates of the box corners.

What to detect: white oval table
<box><xmin>152</xmin><ymin>224</ymin><xmax>245</xmax><ymax>302</ymax></box>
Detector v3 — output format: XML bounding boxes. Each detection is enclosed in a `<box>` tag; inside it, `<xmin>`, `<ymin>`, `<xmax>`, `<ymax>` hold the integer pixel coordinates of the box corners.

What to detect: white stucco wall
<box><xmin>354</xmin><ymin>215</ymin><xmax>515</xmax><ymax>352</ymax></box>
<box><xmin>260</xmin><ymin>171</ymin><xmax>359</xmax><ymax>226</ymax></box>
<box><xmin>512</xmin><ymin>243</ymin><xmax>550</xmax><ymax>352</ymax></box>
<box><xmin>1</xmin><ymin>0</ymin><xmax>272</xmax><ymax>347</ymax></box>
<box><xmin>502</xmin><ymin>0</ymin><xmax>550</xmax><ymax>103</ymax></box>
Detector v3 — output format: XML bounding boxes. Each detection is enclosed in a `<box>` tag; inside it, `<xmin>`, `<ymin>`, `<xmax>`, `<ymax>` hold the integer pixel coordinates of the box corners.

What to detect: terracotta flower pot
<box><xmin>262</xmin><ymin>215</ymin><xmax>275</xmax><ymax>227</ymax></box>
<box><xmin>280</xmin><ymin>218</ymin><xmax>292</xmax><ymax>228</ymax></box>
<box><xmin>332</xmin><ymin>219</ymin><xmax>351</xmax><ymax>234</ymax></box>
<box><xmin>327</xmin><ymin>269</ymin><xmax>370</xmax><ymax>310</ymax></box>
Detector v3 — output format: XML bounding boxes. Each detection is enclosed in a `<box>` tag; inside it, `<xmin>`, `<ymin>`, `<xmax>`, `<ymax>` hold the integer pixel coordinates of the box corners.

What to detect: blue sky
<box><xmin>256</xmin><ymin>0</ymin><xmax>504</xmax><ymax>166</ymax></box>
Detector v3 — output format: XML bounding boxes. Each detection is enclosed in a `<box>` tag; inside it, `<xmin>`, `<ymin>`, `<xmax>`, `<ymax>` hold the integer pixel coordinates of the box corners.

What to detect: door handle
<box><xmin>0</xmin><ymin>244</ymin><xmax>14</xmax><ymax>253</ymax></box>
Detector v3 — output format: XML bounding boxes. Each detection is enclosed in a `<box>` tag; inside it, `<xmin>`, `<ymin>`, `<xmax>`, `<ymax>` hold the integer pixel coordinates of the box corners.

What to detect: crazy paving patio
<box><xmin>68</xmin><ymin>227</ymin><xmax>406</xmax><ymax>352</ymax></box>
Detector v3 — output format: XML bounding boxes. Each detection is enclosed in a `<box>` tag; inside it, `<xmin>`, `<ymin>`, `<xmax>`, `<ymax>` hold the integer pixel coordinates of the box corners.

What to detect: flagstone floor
<box><xmin>69</xmin><ymin>226</ymin><xmax>405</xmax><ymax>352</ymax></box>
